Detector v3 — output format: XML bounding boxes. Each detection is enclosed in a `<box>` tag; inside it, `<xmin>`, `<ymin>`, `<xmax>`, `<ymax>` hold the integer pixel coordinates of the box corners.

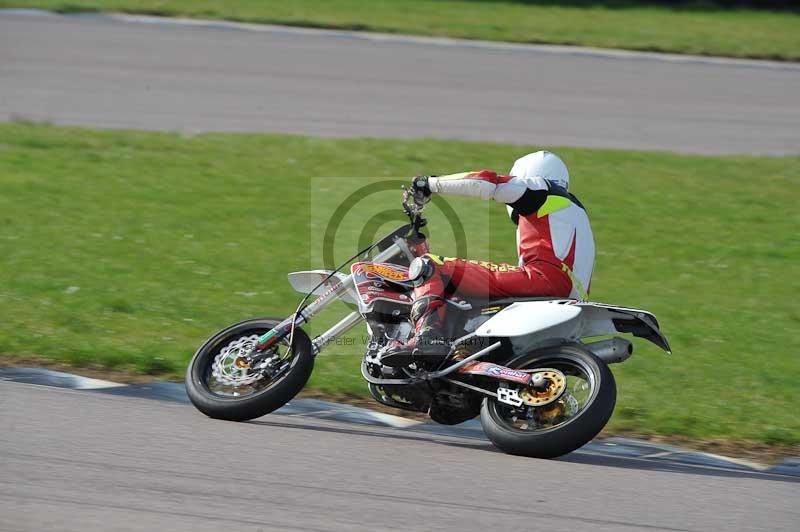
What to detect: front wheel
<box><xmin>185</xmin><ymin>318</ymin><xmax>314</xmax><ymax>421</ymax></box>
<box><xmin>480</xmin><ymin>344</ymin><xmax>616</xmax><ymax>458</ymax></box>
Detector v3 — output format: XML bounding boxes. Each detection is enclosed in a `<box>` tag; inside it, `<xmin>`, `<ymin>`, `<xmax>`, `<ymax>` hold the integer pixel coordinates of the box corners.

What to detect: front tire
<box><xmin>185</xmin><ymin>318</ymin><xmax>314</xmax><ymax>422</ymax></box>
<box><xmin>480</xmin><ymin>344</ymin><xmax>616</xmax><ymax>458</ymax></box>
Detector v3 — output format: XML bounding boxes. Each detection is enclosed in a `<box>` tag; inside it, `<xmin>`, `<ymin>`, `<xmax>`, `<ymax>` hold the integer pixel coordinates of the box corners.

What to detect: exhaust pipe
<box><xmin>584</xmin><ymin>338</ymin><xmax>633</xmax><ymax>364</ymax></box>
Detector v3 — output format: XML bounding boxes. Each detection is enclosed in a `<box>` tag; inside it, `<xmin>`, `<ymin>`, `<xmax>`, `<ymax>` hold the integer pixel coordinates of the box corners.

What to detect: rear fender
<box><xmin>575</xmin><ymin>302</ymin><xmax>671</xmax><ymax>354</ymax></box>
<box><xmin>473</xmin><ymin>300</ymin><xmax>671</xmax><ymax>355</ymax></box>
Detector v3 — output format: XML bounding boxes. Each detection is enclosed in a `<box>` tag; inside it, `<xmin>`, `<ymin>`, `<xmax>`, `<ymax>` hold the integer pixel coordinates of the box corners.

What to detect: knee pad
<box><xmin>411</xmin><ymin>295</ymin><xmax>445</xmax><ymax>322</ymax></box>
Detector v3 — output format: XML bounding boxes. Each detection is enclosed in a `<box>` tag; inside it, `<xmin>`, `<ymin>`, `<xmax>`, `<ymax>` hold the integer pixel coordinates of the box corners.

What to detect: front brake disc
<box><xmin>211</xmin><ymin>335</ymin><xmax>265</xmax><ymax>386</ymax></box>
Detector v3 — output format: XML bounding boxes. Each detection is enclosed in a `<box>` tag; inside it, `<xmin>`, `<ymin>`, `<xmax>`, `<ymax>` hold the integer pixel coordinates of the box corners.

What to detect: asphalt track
<box><xmin>1</xmin><ymin>10</ymin><xmax>799</xmax><ymax>155</ymax></box>
<box><xmin>2</xmin><ymin>381</ymin><xmax>798</xmax><ymax>532</ymax></box>
<box><xmin>2</xmin><ymin>11</ymin><xmax>799</xmax><ymax>531</ymax></box>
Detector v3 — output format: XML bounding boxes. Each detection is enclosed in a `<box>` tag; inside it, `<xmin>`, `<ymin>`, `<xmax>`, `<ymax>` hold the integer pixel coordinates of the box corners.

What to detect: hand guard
<box><xmin>411</xmin><ymin>176</ymin><xmax>433</xmax><ymax>206</ymax></box>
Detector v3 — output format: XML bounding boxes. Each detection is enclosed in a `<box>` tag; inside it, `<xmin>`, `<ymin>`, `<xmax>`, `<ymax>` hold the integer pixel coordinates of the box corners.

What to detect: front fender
<box><xmin>287</xmin><ymin>270</ymin><xmax>359</xmax><ymax>305</ymax></box>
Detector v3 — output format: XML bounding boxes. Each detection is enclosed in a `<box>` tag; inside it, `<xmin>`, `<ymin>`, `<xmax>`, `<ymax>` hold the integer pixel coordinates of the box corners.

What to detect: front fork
<box><xmin>252</xmin><ymin>237</ymin><xmax>414</xmax><ymax>355</ymax></box>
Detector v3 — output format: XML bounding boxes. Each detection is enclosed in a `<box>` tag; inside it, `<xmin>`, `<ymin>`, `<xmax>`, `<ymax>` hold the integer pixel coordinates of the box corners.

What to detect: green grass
<box><xmin>1</xmin><ymin>122</ymin><xmax>798</xmax><ymax>445</ymax></box>
<box><xmin>3</xmin><ymin>0</ymin><xmax>800</xmax><ymax>60</ymax></box>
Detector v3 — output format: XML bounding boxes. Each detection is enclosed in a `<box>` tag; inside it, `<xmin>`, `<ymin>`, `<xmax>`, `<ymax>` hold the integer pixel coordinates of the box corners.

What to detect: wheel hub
<box><xmin>518</xmin><ymin>369</ymin><xmax>567</xmax><ymax>407</ymax></box>
<box><xmin>211</xmin><ymin>335</ymin><xmax>266</xmax><ymax>386</ymax></box>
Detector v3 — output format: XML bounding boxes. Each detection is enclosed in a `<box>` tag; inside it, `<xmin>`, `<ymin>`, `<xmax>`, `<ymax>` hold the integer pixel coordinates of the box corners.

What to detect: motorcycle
<box><xmin>185</xmin><ymin>188</ymin><xmax>671</xmax><ymax>458</ymax></box>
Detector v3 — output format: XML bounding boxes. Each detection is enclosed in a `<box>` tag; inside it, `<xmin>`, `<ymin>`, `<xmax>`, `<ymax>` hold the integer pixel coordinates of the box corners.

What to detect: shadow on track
<box><xmin>250</xmin><ymin>418</ymin><xmax>799</xmax><ymax>483</ymax></box>
<box><xmin>248</xmin><ymin>418</ymin><xmax>499</xmax><ymax>454</ymax></box>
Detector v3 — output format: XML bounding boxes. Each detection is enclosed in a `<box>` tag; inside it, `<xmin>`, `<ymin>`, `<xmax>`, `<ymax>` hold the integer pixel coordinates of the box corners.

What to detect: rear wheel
<box><xmin>480</xmin><ymin>344</ymin><xmax>616</xmax><ymax>458</ymax></box>
<box><xmin>185</xmin><ymin>318</ymin><xmax>314</xmax><ymax>421</ymax></box>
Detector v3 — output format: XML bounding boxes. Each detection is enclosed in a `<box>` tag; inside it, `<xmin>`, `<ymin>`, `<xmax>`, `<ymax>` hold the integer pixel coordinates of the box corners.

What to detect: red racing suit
<box><xmin>414</xmin><ymin>170</ymin><xmax>595</xmax><ymax>306</ymax></box>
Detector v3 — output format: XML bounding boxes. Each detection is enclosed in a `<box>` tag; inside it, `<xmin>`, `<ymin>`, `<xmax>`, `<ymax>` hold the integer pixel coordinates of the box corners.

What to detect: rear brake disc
<box><xmin>518</xmin><ymin>369</ymin><xmax>567</xmax><ymax>407</ymax></box>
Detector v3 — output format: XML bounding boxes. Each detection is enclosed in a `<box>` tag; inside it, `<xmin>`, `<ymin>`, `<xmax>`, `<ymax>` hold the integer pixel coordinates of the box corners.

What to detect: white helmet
<box><xmin>509</xmin><ymin>151</ymin><xmax>570</xmax><ymax>190</ymax></box>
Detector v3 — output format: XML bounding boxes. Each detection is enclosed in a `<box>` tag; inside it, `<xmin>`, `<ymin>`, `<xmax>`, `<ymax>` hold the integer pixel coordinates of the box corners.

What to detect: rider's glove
<box><xmin>411</xmin><ymin>176</ymin><xmax>433</xmax><ymax>206</ymax></box>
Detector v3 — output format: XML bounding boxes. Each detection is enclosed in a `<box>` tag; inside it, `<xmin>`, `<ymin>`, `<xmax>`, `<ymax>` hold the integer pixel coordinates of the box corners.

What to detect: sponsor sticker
<box><xmin>361</xmin><ymin>263</ymin><xmax>409</xmax><ymax>282</ymax></box>
<box><xmin>459</xmin><ymin>361</ymin><xmax>531</xmax><ymax>384</ymax></box>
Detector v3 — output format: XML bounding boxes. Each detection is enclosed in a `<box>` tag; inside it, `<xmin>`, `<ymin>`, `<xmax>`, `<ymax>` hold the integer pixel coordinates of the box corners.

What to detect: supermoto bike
<box><xmin>186</xmin><ymin>188</ymin><xmax>671</xmax><ymax>458</ymax></box>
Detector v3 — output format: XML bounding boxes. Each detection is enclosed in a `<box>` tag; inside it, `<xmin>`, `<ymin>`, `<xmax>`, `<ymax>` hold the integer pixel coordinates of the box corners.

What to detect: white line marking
<box><xmin>364</xmin><ymin>411</ymin><xmax>421</xmax><ymax>428</ymax></box>
<box><xmin>694</xmin><ymin>452</ymin><xmax>772</xmax><ymax>471</ymax></box>
<box><xmin>639</xmin><ymin>451</ymin><xmax>676</xmax><ymax>459</ymax></box>
<box><xmin>70</xmin><ymin>377</ymin><xmax>128</xmax><ymax>390</ymax></box>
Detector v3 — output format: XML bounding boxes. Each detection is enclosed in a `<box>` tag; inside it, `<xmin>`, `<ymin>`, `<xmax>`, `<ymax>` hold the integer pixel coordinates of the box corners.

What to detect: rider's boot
<box><xmin>410</xmin><ymin>295</ymin><xmax>451</xmax><ymax>362</ymax></box>
<box><xmin>379</xmin><ymin>296</ymin><xmax>450</xmax><ymax>367</ymax></box>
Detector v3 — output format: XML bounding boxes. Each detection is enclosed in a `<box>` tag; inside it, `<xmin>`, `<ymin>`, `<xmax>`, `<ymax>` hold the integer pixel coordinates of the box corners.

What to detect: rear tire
<box><xmin>480</xmin><ymin>344</ymin><xmax>616</xmax><ymax>458</ymax></box>
<box><xmin>185</xmin><ymin>318</ymin><xmax>314</xmax><ymax>422</ymax></box>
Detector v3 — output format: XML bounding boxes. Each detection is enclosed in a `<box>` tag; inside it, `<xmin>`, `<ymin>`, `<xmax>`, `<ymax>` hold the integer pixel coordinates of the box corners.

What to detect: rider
<box><xmin>381</xmin><ymin>151</ymin><xmax>596</xmax><ymax>366</ymax></box>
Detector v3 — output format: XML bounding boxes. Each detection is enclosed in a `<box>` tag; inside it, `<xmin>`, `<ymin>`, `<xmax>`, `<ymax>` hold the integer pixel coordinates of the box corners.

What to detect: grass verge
<box><xmin>2</xmin><ymin>0</ymin><xmax>800</xmax><ymax>60</ymax></box>
<box><xmin>0</xmin><ymin>122</ymin><xmax>798</xmax><ymax>446</ymax></box>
